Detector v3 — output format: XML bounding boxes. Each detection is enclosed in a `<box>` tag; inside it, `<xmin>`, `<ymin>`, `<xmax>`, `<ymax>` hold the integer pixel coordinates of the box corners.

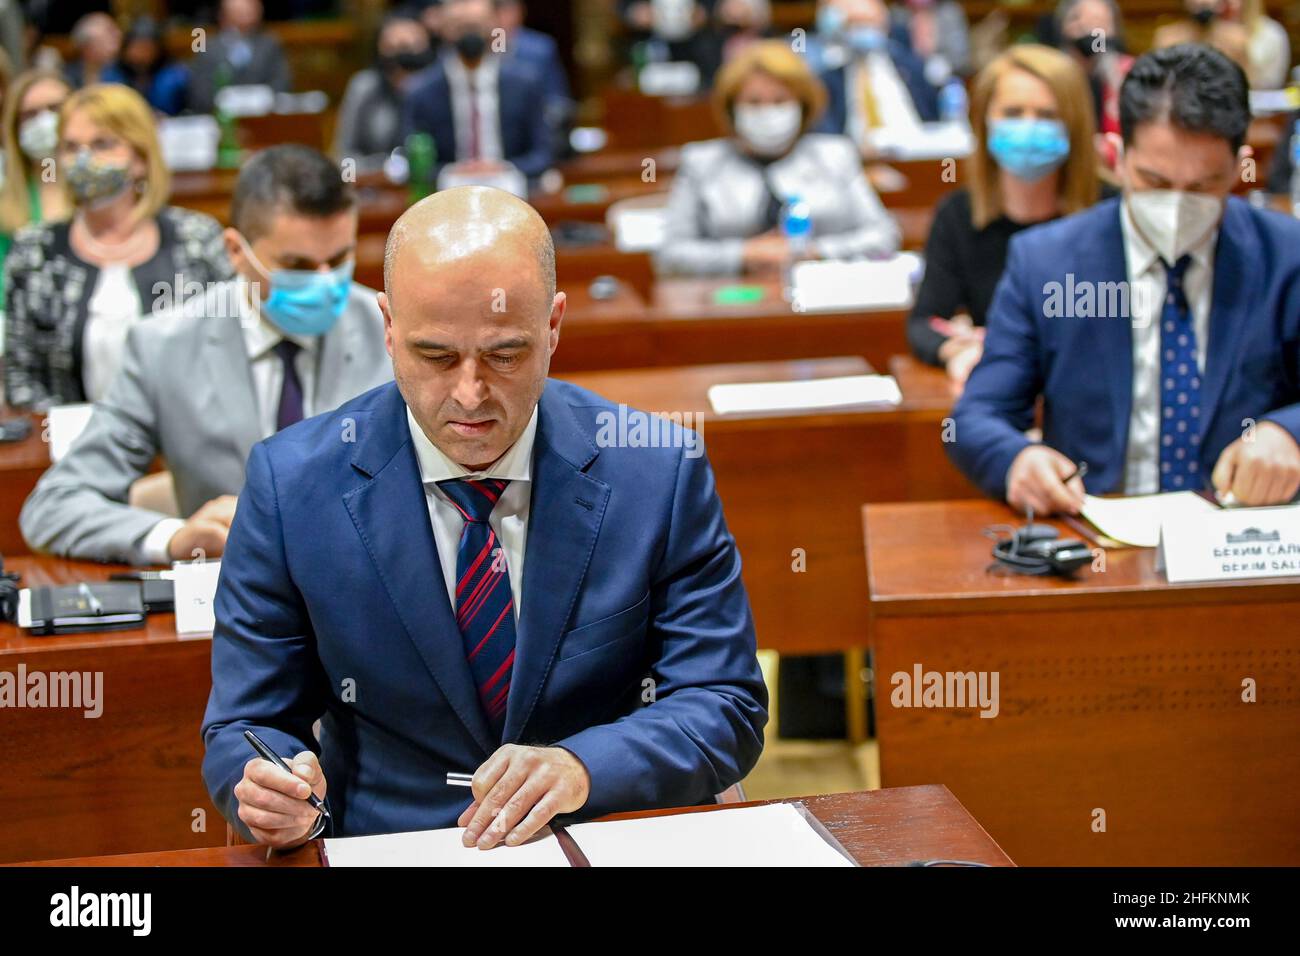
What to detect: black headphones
<box><xmin>985</xmin><ymin>514</ymin><xmax>1093</xmax><ymax>577</ymax></box>
<box><xmin>0</xmin><ymin>554</ymin><xmax>20</xmax><ymax>624</ymax></box>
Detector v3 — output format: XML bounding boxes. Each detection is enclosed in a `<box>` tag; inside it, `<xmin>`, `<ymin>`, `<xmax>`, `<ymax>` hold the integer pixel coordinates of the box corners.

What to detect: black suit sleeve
<box><xmin>907</xmin><ymin>192</ymin><xmax>967</xmax><ymax>366</ymax></box>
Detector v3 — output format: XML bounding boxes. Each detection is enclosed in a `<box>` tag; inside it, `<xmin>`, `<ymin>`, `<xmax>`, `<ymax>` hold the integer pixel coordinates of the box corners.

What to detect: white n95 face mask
<box><xmin>733</xmin><ymin>102</ymin><xmax>803</xmax><ymax>157</ymax></box>
<box><xmin>1126</xmin><ymin>189</ymin><xmax>1224</xmax><ymax>263</ymax></box>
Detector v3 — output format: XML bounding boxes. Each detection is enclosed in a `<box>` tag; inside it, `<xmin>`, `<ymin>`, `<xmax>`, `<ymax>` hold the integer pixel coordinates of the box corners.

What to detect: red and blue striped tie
<box><xmin>437</xmin><ymin>477</ymin><xmax>515</xmax><ymax>739</ymax></box>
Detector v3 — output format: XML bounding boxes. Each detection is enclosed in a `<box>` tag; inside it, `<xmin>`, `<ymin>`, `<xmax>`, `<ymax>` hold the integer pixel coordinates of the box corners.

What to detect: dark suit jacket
<box><xmin>400</xmin><ymin>55</ymin><xmax>554</xmax><ymax>178</ymax></box>
<box><xmin>202</xmin><ymin>379</ymin><xmax>768</xmax><ymax>839</ymax></box>
<box><xmin>187</xmin><ymin>30</ymin><xmax>293</xmax><ymax>114</ymax></box>
<box><xmin>948</xmin><ymin>197</ymin><xmax>1300</xmax><ymax>499</ymax></box>
<box><xmin>816</xmin><ymin>41</ymin><xmax>941</xmax><ymax>133</ymax></box>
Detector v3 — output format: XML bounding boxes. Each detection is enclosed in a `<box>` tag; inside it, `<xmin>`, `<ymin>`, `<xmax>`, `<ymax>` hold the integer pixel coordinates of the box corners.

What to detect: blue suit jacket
<box><xmin>510</xmin><ymin>26</ymin><xmax>571</xmax><ymax>107</ymax></box>
<box><xmin>202</xmin><ymin>379</ymin><xmax>767</xmax><ymax>839</ymax></box>
<box><xmin>816</xmin><ymin>42</ymin><xmax>940</xmax><ymax>133</ymax></box>
<box><xmin>400</xmin><ymin>56</ymin><xmax>554</xmax><ymax>178</ymax></box>
<box><xmin>948</xmin><ymin>196</ymin><xmax>1300</xmax><ymax>499</ymax></box>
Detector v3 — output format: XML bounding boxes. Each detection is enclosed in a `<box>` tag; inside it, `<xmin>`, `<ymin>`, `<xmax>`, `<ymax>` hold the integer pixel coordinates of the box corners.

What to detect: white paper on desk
<box><xmin>790</xmin><ymin>255</ymin><xmax>919</xmax><ymax>312</ymax></box>
<box><xmin>47</xmin><ymin>403</ymin><xmax>94</xmax><ymax>462</ymax></box>
<box><xmin>158</xmin><ymin>115</ymin><xmax>219</xmax><ymax>171</ymax></box>
<box><xmin>567</xmin><ymin>803</ymin><xmax>853</xmax><ymax>867</ymax></box>
<box><xmin>324</xmin><ymin>825</ymin><xmax>569</xmax><ymax>867</ymax></box>
<box><xmin>610</xmin><ymin>205</ymin><xmax>668</xmax><ymax>252</ymax></box>
<box><xmin>171</xmin><ymin>560</ymin><xmax>222</xmax><ymax>636</ymax></box>
<box><xmin>870</xmin><ymin>120</ymin><xmax>974</xmax><ymax>160</ymax></box>
<box><xmin>708</xmin><ymin>374</ymin><xmax>901</xmax><ymax>415</ymax></box>
<box><xmin>1081</xmin><ymin>492</ymin><xmax>1217</xmax><ymax>548</ymax></box>
<box><xmin>436</xmin><ymin>162</ymin><xmax>527</xmax><ymax>198</ymax></box>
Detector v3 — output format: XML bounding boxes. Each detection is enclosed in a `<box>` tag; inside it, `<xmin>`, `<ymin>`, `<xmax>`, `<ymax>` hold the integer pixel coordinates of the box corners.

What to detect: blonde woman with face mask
<box><xmin>3</xmin><ymin>83</ymin><xmax>232</xmax><ymax>411</ymax></box>
<box><xmin>0</xmin><ymin>70</ymin><xmax>73</xmax><ymax>282</ymax></box>
<box><xmin>656</xmin><ymin>39</ymin><xmax>899</xmax><ymax>276</ymax></box>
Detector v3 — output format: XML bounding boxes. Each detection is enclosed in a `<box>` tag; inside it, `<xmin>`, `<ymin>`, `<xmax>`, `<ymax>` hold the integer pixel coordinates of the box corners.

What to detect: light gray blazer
<box><xmin>19</xmin><ymin>280</ymin><xmax>393</xmax><ymax>564</ymax></box>
<box><xmin>654</xmin><ymin>132</ymin><xmax>901</xmax><ymax>276</ymax></box>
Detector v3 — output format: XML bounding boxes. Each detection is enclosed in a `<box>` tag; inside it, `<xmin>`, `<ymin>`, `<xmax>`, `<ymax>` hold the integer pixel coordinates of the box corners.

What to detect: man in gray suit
<box><xmin>20</xmin><ymin>145</ymin><xmax>392</xmax><ymax>565</ymax></box>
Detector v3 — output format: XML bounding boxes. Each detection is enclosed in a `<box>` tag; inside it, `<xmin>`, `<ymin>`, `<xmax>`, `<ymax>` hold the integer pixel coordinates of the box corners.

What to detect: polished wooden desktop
<box><xmin>0</xmin><ymin>557</ymin><xmax>221</xmax><ymax>864</ymax></box>
<box><xmin>12</xmin><ymin>785</ymin><xmax>1013</xmax><ymax>868</ymax></box>
<box><xmin>862</xmin><ymin>498</ymin><xmax>1300</xmax><ymax>866</ymax></box>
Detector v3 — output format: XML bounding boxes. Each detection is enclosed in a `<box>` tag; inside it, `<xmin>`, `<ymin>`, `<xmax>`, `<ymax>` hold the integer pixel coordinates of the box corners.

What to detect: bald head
<box><xmin>384</xmin><ymin>186</ymin><xmax>555</xmax><ymax>309</ymax></box>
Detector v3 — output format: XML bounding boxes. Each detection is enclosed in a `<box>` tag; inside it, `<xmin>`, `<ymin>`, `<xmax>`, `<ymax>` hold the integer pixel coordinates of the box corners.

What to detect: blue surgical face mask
<box><xmin>238</xmin><ymin>233</ymin><xmax>353</xmax><ymax>336</ymax></box>
<box><xmin>816</xmin><ymin>5</ymin><xmax>846</xmax><ymax>37</ymax></box>
<box><xmin>986</xmin><ymin>117</ymin><xmax>1071</xmax><ymax>183</ymax></box>
<box><xmin>846</xmin><ymin>25</ymin><xmax>887</xmax><ymax>54</ymax></box>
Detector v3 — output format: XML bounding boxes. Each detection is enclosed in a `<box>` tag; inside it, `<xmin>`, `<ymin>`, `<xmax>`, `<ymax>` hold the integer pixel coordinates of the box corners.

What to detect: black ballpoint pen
<box><xmin>243</xmin><ymin>729</ymin><xmax>330</xmax><ymax>817</ymax></box>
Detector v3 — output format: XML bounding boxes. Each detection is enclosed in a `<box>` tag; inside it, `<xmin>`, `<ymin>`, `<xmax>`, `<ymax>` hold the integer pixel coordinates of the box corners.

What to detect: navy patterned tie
<box><xmin>437</xmin><ymin>478</ymin><xmax>515</xmax><ymax>739</ymax></box>
<box><xmin>1158</xmin><ymin>255</ymin><xmax>1201</xmax><ymax>491</ymax></box>
<box><xmin>274</xmin><ymin>340</ymin><xmax>304</xmax><ymax>432</ymax></box>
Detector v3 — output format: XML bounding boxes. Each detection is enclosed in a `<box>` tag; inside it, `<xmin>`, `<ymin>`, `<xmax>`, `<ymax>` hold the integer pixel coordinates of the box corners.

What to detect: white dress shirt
<box><xmin>846</xmin><ymin>52</ymin><xmax>923</xmax><ymax>149</ymax></box>
<box><xmin>1119</xmin><ymin>202</ymin><xmax>1215</xmax><ymax>496</ymax></box>
<box><xmin>406</xmin><ymin>403</ymin><xmax>538</xmax><ymax>619</ymax></box>
<box><xmin>443</xmin><ymin>51</ymin><xmax>503</xmax><ymax>163</ymax></box>
<box><xmin>81</xmin><ymin>264</ymin><xmax>144</xmax><ymax>403</ymax></box>
<box><xmin>141</xmin><ymin>280</ymin><xmax>320</xmax><ymax>563</ymax></box>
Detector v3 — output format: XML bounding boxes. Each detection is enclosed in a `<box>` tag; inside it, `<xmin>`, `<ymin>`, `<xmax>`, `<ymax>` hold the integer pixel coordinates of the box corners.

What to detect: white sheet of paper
<box><xmin>708</xmin><ymin>374</ymin><xmax>901</xmax><ymax>415</ymax></box>
<box><xmin>171</xmin><ymin>560</ymin><xmax>222</xmax><ymax>636</ymax></box>
<box><xmin>567</xmin><ymin>803</ymin><xmax>853</xmax><ymax>867</ymax></box>
<box><xmin>47</xmin><ymin>403</ymin><xmax>95</xmax><ymax>462</ymax></box>
<box><xmin>324</xmin><ymin>825</ymin><xmax>569</xmax><ymax>867</ymax></box>
<box><xmin>157</xmin><ymin>115</ymin><xmax>219</xmax><ymax>171</ymax></box>
<box><xmin>1082</xmin><ymin>492</ymin><xmax>1217</xmax><ymax>548</ymax></box>
<box><xmin>870</xmin><ymin>120</ymin><xmax>974</xmax><ymax>160</ymax></box>
<box><xmin>611</xmin><ymin>205</ymin><xmax>668</xmax><ymax>252</ymax></box>
<box><xmin>790</xmin><ymin>255</ymin><xmax>919</xmax><ymax>312</ymax></box>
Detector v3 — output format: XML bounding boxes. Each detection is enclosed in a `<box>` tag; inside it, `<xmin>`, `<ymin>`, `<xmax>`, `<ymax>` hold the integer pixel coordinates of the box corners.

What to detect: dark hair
<box><xmin>231</xmin><ymin>145</ymin><xmax>356</xmax><ymax>240</ymax></box>
<box><xmin>1119</xmin><ymin>44</ymin><xmax>1250</xmax><ymax>151</ymax></box>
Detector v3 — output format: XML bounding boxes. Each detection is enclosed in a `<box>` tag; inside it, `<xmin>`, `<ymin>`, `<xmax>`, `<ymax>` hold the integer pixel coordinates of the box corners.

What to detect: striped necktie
<box><xmin>438</xmin><ymin>477</ymin><xmax>515</xmax><ymax>737</ymax></box>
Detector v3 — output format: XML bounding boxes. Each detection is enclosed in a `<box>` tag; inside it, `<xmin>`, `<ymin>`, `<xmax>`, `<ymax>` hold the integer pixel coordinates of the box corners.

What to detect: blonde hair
<box><xmin>0</xmin><ymin>69</ymin><xmax>71</xmax><ymax>234</ymax></box>
<box><xmin>58</xmin><ymin>83</ymin><xmax>170</xmax><ymax>224</ymax></box>
<box><xmin>968</xmin><ymin>45</ymin><xmax>1100</xmax><ymax>229</ymax></box>
<box><xmin>712</xmin><ymin>39</ymin><xmax>828</xmax><ymax>138</ymax></box>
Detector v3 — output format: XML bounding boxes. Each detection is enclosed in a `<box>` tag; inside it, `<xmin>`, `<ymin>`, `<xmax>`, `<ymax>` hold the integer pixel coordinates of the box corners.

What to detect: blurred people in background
<box><xmin>657</xmin><ymin>40</ymin><xmax>899</xmax><ymax>276</ymax></box>
<box><xmin>0</xmin><ymin>70</ymin><xmax>72</xmax><ymax>277</ymax></box>
<box><xmin>890</xmin><ymin>0</ymin><xmax>971</xmax><ymax>83</ymax></box>
<box><xmin>401</xmin><ymin>0</ymin><xmax>553</xmax><ymax>180</ymax></box>
<box><xmin>908</xmin><ymin>45</ymin><xmax>1104</xmax><ymax>383</ymax></box>
<box><xmin>65</xmin><ymin>12</ymin><xmax>122</xmax><ymax>88</ymax></box>
<box><xmin>814</xmin><ymin>0</ymin><xmax>939</xmax><ymax>155</ymax></box>
<box><xmin>714</xmin><ymin>0</ymin><xmax>772</xmax><ymax>65</ymax></box>
<box><xmin>3</xmin><ymin>84</ymin><xmax>231</xmax><ymax>411</ymax></box>
<box><xmin>495</xmin><ymin>0</ymin><xmax>574</xmax><ymax>157</ymax></box>
<box><xmin>1154</xmin><ymin>0</ymin><xmax>1289</xmax><ymax>89</ymax></box>
<box><xmin>621</xmin><ymin>0</ymin><xmax>722</xmax><ymax>83</ymax></box>
<box><xmin>1057</xmin><ymin>0</ymin><xmax>1132</xmax><ymax>171</ymax></box>
<box><xmin>418</xmin><ymin>0</ymin><xmax>447</xmax><ymax>46</ymax></box>
<box><xmin>188</xmin><ymin>0</ymin><xmax>293</xmax><ymax>114</ymax></box>
<box><xmin>334</xmin><ymin>10</ymin><xmax>434</xmax><ymax>167</ymax></box>
<box><xmin>103</xmin><ymin>18</ymin><xmax>190</xmax><ymax>117</ymax></box>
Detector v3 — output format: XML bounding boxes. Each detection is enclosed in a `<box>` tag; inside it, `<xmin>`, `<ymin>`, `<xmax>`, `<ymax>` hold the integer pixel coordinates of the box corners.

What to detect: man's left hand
<box><xmin>457</xmin><ymin>744</ymin><xmax>591</xmax><ymax>849</ymax></box>
<box><xmin>1212</xmin><ymin>421</ymin><xmax>1300</xmax><ymax>506</ymax></box>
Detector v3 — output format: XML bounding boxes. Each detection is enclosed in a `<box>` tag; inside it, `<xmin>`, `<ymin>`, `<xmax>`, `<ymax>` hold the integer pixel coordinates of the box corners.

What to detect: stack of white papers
<box><xmin>1081</xmin><ymin>492</ymin><xmax>1218</xmax><ymax>548</ymax></box>
<box><xmin>323</xmin><ymin>802</ymin><xmax>853</xmax><ymax>867</ymax></box>
<box><xmin>790</xmin><ymin>255</ymin><xmax>920</xmax><ymax>312</ymax></box>
<box><xmin>708</xmin><ymin>375</ymin><xmax>902</xmax><ymax>415</ymax></box>
<box><xmin>47</xmin><ymin>403</ymin><xmax>95</xmax><ymax>462</ymax></box>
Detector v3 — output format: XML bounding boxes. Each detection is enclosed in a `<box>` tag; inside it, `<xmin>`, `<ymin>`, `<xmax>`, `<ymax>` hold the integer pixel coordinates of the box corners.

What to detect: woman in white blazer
<box><xmin>656</xmin><ymin>38</ymin><xmax>900</xmax><ymax>276</ymax></box>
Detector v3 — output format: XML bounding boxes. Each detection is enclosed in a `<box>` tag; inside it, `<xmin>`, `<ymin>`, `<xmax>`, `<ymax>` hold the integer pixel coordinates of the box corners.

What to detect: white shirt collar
<box><xmin>1119</xmin><ymin>196</ymin><xmax>1218</xmax><ymax>278</ymax></box>
<box><xmin>442</xmin><ymin>49</ymin><xmax>500</xmax><ymax>86</ymax></box>
<box><xmin>236</xmin><ymin>276</ymin><xmax>318</xmax><ymax>361</ymax></box>
<box><xmin>406</xmin><ymin>402</ymin><xmax>538</xmax><ymax>485</ymax></box>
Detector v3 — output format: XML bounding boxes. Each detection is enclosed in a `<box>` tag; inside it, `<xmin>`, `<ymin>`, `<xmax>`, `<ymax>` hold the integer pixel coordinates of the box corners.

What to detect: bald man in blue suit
<box><xmin>201</xmin><ymin>185</ymin><xmax>767</xmax><ymax>850</ymax></box>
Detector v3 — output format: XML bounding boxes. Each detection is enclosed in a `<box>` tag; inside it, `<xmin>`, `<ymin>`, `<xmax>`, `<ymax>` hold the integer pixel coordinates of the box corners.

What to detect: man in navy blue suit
<box><xmin>201</xmin><ymin>186</ymin><xmax>767</xmax><ymax>849</ymax></box>
<box><xmin>814</xmin><ymin>0</ymin><xmax>940</xmax><ymax>149</ymax></box>
<box><xmin>949</xmin><ymin>44</ymin><xmax>1300</xmax><ymax>514</ymax></box>
<box><xmin>400</xmin><ymin>0</ymin><xmax>553</xmax><ymax>179</ymax></box>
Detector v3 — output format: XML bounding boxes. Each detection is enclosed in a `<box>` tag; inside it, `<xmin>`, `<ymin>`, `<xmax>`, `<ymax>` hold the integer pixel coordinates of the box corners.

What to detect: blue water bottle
<box><xmin>939</xmin><ymin>79</ymin><xmax>969</xmax><ymax>125</ymax></box>
<box><xmin>781</xmin><ymin>196</ymin><xmax>813</xmax><ymax>301</ymax></box>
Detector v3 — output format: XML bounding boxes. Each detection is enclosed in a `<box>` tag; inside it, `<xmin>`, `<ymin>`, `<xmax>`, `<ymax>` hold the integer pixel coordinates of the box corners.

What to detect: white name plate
<box><xmin>171</xmin><ymin>560</ymin><xmax>222</xmax><ymax>637</ymax></box>
<box><xmin>1157</xmin><ymin>505</ymin><xmax>1300</xmax><ymax>583</ymax></box>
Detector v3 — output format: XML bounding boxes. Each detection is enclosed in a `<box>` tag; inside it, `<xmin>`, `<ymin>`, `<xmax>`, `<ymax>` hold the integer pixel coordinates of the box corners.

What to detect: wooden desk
<box><xmin>0</xmin><ymin>558</ymin><xmax>221</xmax><ymax>864</ymax></box>
<box><xmin>561</xmin><ymin>356</ymin><xmax>973</xmax><ymax>656</ymax></box>
<box><xmin>862</xmin><ymin>498</ymin><xmax>1300</xmax><ymax>866</ymax></box>
<box><xmin>0</xmin><ymin>414</ymin><xmax>47</xmax><ymax>555</ymax></box>
<box><xmin>13</xmin><ymin>786</ymin><xmax>1012</xmax><ymax>867</ymax></box>
<box><xmin>646</xmin><ymin>278</ymin><xmax>911</xmax><ymax>371</ymax></box>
